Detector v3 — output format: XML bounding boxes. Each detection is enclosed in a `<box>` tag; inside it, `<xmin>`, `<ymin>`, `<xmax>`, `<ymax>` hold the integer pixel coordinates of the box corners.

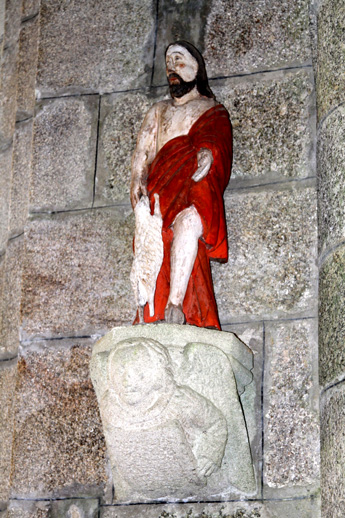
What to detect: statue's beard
<box><xmin>168</xmin><ymin>73</ymin><xmax>197</xmax><ymax>98</ymax></box>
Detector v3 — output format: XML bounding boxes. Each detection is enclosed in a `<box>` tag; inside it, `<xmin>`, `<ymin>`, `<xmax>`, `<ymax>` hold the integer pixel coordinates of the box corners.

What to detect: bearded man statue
<box><xmin>130</xmin><ymin>41</ymin><xmax>232</xmax><ymax>329</ymax></box>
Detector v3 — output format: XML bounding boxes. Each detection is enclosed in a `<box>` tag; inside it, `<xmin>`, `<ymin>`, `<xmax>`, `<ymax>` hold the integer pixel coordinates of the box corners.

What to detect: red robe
<box><xmin>136</xmin><ymin>104</ymin><xmax>233</xmax><ymax>329</ymax></box>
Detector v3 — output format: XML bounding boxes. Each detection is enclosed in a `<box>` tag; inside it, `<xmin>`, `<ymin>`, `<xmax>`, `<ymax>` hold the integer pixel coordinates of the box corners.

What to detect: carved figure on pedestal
<box><xmin>90</xmin><ymin>328</ymin><xmax>256</xmax><ymax>501</ymax></box>
<box><xmin>130</xmin><ymin>41</ymin><xmax>232</xmax><ymax>329</ymax></box>
<box><xmin>100</xmin><ymin>338</ymin><xmax>228</xmax><ymax>499</ymax></box>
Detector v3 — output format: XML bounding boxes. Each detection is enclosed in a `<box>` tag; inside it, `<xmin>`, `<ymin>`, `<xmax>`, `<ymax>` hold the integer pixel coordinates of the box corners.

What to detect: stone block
<box><xmin>100</xmin><ymin>496</ymin><xmax>320</xmax><ymax>517</ymax></box>
<box><xmin>213</xmin><ymin>70</ymin><xmax>315</xmax><ymax>184</ymax></box>
<box><xmin>0</xmin><ymin>146</ymin><xmax>13</xmax><ymax>253</ymax></box>
<box><xmin>7</xmin><ymin>500</ymin><xmax>51</xmax><ymax>518</ymax></box>
<box><xmin>9</xmin><ymin>119</ymin><xmax>32</xmax><ymax>237</ymax></box>
<box><xmin>22</xmin><ymin>0</ymin><xmax>40</xmax><ymax>20</ymax></box>
<box><xmin>319</xmin><ymin>246</ymin><xmax>345</xmax><ymax>387</ymax></box>
<box><xmin>0</xmin><ymin>236</ymin><xmax>23</xmax><ymax>359</ymax></box>
<box><xmin>16</xmin><ymin>15</ymin><xmax>39</xmax><ymax>120</ymax></box>
<box><xmin>91</xmin><ymin>324</ymin><xmax>256</xmax><ymax>502</ymax></box>
<box><xmin>94</xmin><ymin>90</ymin><xmax>157</xmax><ymax>206</ymax></box>
<box><xmin>318</xmin><ymin>105</ymin><xmax>345</xmax><ymax>256</ymax></box>
<box><xmin>51</xmin><ymin>498</ymin><xmax>99</xmax><ymax>518</ymax></box>
<box><xmin>321</xmin><ymin>383</ymin><xmax>345</xmax><ymax>518</ymax></box>
<box><xmin>263</xmin><ymin>319</ymin><xmax>319</xmax><ymax>494</ymax></box>
<box><xmin>153</xmin><ymin>0</ymin><xmax>311</xmax><ymax>83</ymax></box>
<box><xmin>21</xmin><ymin>207</ymin><xmax>135</xmax><ymax>340</ymax></box>
<box><xmin>317</xmin><ymin>0</ymin><xmax>345</xmax><ymax>120</ymax></box>
<box><xmin>10</xmin><ymin>340</ymin><xmax>107</xmax><ymax>498</ymax></box>
<box><xmin>203</xmin><ymin>0</ymin><xmax>311</xmax><ymax>80</ymax></box>
<box><xmin>0</xmin><ymin>45</ymin><xmax>18</xmax><ymax>147</ymax></box>
<box><xmin>97</xmin><ymin>70</ymin><xmax>315</xmax><ymax>203</ymax></box>
<box><xmin>0</xmin><ymin>359</ymin><xmax>17</xmax><ymax>502</ymax></box>
<box><xmin>30</xmin><ymin>96</ymin><xmax>98</xmax><ymax>212</ymax></box>
<box><xmin>152</xmin><ymin>0</ymin><xmax>212</xmax><ymax>86</ymax></box>
<box><xmin>212</xmin><ymin>182</ymin><xmax>318</xmax><ymax>323</ymax></box>
<box><xmin>36</xmin><ymin>0</ymin><xmax>155</xmax><ymax>97</ymax></box>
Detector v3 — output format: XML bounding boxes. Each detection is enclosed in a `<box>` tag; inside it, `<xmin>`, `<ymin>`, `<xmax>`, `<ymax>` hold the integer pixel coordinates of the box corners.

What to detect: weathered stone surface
<box><xmin>22</xmin><ymin>0</ymin><xmax>40</xmax><ymax>19</ymax></box>
<box><xmin>16</xmin><ymin>16</ymin><xmax>39</xmax><ymax>120</ymax></box>
<box><xmin>0</xmin><ymin>146</ymin><xmax>13</xmax><ymax>252</ymax></box>
<box><xmin>51</xmin><ymin>498</ymin><xmax>99</xmax><ymax>518</ymax></box>
<box><xmin>319</xmin><ymin>246</ymin><xmax>345</xmax><ymax>387</ymax></box>
<box><xmin>203</xmin><ymin>0</ymin><xmax>311</xmax><ymax>79</ymax></box>
<box><xmin>100</xmin><ymin>496</ymin><xmax>320</xmax><ymax>517</ymax></box>
<box><xmin>95</xmin><ymin>91</ymin><xmax>156</xmax><ymax>205</ymax></box>
<box><xmin>7</xmin><ymin>496</ymin><xmax>101</xmax><ymax>517</ymax></box>
<box><xmin>321</xmin><ymin>383</ymin><xmax>345</xmax><ymax>518</ymax></box>
<box><xmin>0</xmin><ymin>45</ymin><xmax>18</xmax><ymax>147</ymax></box>
<box><xmin>0</xmin><ymin>359</ymin><xmax>17</xmax><ymax>502</ymax></box>
<box><xmin>9</xmin><ymin>120</ymin><xmax>32</xmax><ymax>237</ymax></box>
<box><xmin>3</xmin><ymin>0</ymin><xmax>22</xmax><ymax>48</ymax></box>
<box><xmin>317</xmin><ymin>0</ymin><xmax>345</xmax><ymax>120</ymax></box>
<box><xmin>0</xmin><ymin>2</ymin><xmax>5</xmax><ymax>59</ymax></box>
<box><xmin>213</xmin><ymin>70</ymin><xmax>315</xmax><ymax>183</ymax></box>
<box><xmin>0</xmin><ymin>236</ymin><xmax>23</xmax><ymax>359</ymax></box>
<box><xmin>11</xmin><ymin>340</ymin><xmax>106</xmax><ymax>498</ymax></box>
<box><xmin>152</xmin><ymin>0</ymin><xmax>212</xmax><ymax>86</ymax></box>
<box><xmin>212</xmin><ymin>182</ymin><xmax>318</xmax><ymax>323</ymax></box>
<box><xmin>30</xmin><ymin>96</ymin><xmax>98</xmax><ymax>212</ymax></box>
<box><xmin>318</xmin><ymin>105</ymin><xmax>345</xmax><ymax>256</ymax></box>
<box><xmin>7</xmin><ymin>500</ymin><xmax>51</xmax><ymax>518</ymax></box>
<box><xmin>36</xmin><ymin>0</ymin><xmax>155</xmax><ymax>97</ymax></box>
<box><xmin>21</xmin><ymin>207</ymin><xmax>135</xmax><ymax>339</ymax></box>
<box><xmin>91</xmin><ymin>324</ymin><xmax>255</xmax><ymax>502</ymax></box>
<box><xmin>264</xmin><ymin>319</ymin><xmax>319</xmax><ymax>492</ymax></box>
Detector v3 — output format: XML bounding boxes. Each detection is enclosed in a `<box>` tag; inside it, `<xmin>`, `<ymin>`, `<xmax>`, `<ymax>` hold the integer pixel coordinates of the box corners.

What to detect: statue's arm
<box><xmin>192</xmin><ymin>147</ymin><xmax>213</xmax><ymax>182</ymax></box>
<box><xmin>130</xmin><ymin>104</ymin><xmax>158</xmax><ymax>209</ymax></box>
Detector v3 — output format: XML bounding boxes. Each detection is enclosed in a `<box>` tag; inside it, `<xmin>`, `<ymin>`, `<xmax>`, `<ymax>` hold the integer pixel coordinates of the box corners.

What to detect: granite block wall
<box><xmin>0</xmin><ymin>0</ymin><xmax>324</xmax><ymax>516</ymax></box>
<box><xmin>316</xmin><ymin>0</ymin><xmax>345</xmax><ymax>516</ymax></box>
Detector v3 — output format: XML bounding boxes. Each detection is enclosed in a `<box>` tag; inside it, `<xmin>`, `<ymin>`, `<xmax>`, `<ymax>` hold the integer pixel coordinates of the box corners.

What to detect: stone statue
<box><xmin>90</xmin><ymin>324</ymin><xmax>256</xmax><ymax>503</ymax></box>
<box><xmin>130</xmin><ymin>41</ymin><xmax>232</xmax><ymax>329</ymax></box>
<box><xmin>90</xmin><ymin>43</ymin><xmax>255</xmax><ymax>507</ymax></box>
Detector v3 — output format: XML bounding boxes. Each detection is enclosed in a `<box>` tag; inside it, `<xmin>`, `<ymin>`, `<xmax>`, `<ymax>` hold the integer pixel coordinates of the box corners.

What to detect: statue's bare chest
<box><xmin>157</xmin><ymin>99</ymin><xmax>215</xmax><ymax>151</ymax></box>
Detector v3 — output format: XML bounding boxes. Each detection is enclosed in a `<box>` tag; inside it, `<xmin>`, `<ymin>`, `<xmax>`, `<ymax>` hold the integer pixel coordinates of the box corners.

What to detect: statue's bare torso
<box><xmin>156</xmin><ymin>96</ymin><xmax>216</xmax><ymax>151</ymax></box>
<box><xmin>131</xmin><ymin>91</ymin><xmax>216</xmax><ymax>186</ymax></box>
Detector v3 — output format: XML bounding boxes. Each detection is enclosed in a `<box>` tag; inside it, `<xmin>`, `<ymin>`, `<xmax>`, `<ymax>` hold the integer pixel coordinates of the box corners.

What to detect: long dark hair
<box><xmin>165</xmin><ymin>41</ymin><xmax>215</xmax><ymax>99</ymax></box>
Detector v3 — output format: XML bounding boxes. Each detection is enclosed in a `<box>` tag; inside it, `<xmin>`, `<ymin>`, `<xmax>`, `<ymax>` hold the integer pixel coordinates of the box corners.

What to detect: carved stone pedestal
<box><xmin>90</xmin><ymin>324</ymin><xmax>256</xmax><ymax>503</ymax></box>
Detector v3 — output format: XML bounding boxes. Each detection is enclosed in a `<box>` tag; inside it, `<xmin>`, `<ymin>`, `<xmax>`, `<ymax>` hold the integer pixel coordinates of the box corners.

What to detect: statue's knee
<box><xmin>174</xmin><ymin>207</ymin><xmax>203</xmax><ymax>237</ymax></box>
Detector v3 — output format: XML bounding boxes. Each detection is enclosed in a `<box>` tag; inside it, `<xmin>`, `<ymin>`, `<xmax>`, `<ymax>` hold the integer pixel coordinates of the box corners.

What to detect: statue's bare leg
<box><xmin>165</xmin><ymin>206</ymin><xmax>203</xmax><ymax>324</ymax></box>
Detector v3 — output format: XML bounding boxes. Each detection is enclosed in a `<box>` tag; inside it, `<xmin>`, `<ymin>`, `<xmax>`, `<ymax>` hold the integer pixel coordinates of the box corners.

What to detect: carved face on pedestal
<box><xmin>166</xmin><ymin>44</ymin><xmax>199</xmax><ymax>98</ymax></box>
<box><xmin>108</xmin><ymin>338</ymin><xmax>174</xmax><ymax>410</ymax></box>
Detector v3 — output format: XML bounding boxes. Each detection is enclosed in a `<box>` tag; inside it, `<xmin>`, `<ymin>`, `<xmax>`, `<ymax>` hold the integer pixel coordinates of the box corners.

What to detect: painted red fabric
<box><xmin>134</xmin><ymin>104</ymin><xmax>233</xmax><ymax>329</ymax></box>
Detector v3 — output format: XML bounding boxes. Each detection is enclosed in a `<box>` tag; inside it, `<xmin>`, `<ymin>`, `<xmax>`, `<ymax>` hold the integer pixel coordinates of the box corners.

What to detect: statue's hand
<box><xmin>197</xmin><ymin>458</ymin><xmax>218</xmax><ymax>479</ymax></box>
<box><xmin>130</xmin><ymin>176</ymin><xmax>148</xmax><ymax>209</ymax></box>
<box><xmin>192</xmin><ymin>148</ymin><xmax>213</xmax><ymax>182</ymax></box>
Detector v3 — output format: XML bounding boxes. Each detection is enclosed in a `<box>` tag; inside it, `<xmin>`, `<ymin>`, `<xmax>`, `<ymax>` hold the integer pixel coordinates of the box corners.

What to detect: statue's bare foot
<box><xmin>165</xmin><ymin>303</ymin><xmax>185</xmax><ymax>325</ymax></box>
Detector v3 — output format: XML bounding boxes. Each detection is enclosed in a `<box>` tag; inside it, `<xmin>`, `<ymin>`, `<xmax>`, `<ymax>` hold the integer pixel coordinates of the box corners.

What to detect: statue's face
<box><xmin>110</xmin><ymin>345</ymin><xmax>164</xmax><ymax>406</ymax></box>
<box><xmin>166</xmin><ymin>44</ymin><xmax>198</xmax><ymax>84</ymax></box>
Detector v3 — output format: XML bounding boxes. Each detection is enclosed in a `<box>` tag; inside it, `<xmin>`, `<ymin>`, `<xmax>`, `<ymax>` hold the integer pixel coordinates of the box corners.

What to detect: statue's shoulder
<box><xmin>145</xmin><ymin>99</ymin><xmax>172</xmax><ymax>120</ymax></box>
<box><xmin>152</xmin><ymin>99</ymin><xmax>172</xmax><ymax>109</ymax></box>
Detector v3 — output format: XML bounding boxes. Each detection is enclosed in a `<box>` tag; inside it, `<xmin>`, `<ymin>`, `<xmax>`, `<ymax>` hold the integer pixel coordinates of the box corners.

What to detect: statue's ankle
<box><xmin>164</xmin><ymin>302</ymin><xmax>185</xmax><ymax>325</ymax></box>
